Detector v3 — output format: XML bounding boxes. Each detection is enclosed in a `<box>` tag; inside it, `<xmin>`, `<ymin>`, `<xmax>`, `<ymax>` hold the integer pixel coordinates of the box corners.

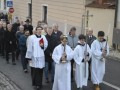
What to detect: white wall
<box><xmin>117</xmin><ymin>0</ymin><xmax>120</xmax><ymax>28</ymax></box>
<box><xmin>86</xmin><ymin>7</ymin><xmax>115</xmax><ymax>46</ymax></box>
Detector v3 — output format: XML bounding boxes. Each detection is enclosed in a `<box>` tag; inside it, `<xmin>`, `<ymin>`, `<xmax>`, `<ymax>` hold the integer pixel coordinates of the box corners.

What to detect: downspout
<box><xmin>113</xmin><ymin>0</ymin><xmax>118</xmax><ymax>50</ymax></box>
<box><xmin>114</xmin><ymin>0</ymin><xmax>118</xmax><ymax>28</ymax></box>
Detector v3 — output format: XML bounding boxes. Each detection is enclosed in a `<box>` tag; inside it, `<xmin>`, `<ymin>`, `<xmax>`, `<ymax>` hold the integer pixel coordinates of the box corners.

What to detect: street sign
<box><xmin>9</xmin><ymin>7</ymin><xmax>14</xmax><ymax>13</ymax></box>
<box><xmin>7</xmin><ymin>0</ymin><xmax>13</xmax><ymax>7</ymax></box>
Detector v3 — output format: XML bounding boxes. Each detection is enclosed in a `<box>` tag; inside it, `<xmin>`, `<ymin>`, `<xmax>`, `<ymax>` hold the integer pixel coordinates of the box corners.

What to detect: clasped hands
<box><xmin>61</xmin><ymin>52</ymin><xmax>67</xmax><ymax>62</ymax></box>
<box><xmin>84</xmin><ymin>52</ymin><xmax>89</xmax><ymax>62</ymax></box>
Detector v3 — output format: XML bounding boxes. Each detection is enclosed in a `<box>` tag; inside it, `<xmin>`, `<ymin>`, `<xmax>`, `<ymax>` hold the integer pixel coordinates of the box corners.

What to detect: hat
<box><xmin>25</xmin><ymin>19</ymin><xmax>30</xmax><ymax>22</ymax></box>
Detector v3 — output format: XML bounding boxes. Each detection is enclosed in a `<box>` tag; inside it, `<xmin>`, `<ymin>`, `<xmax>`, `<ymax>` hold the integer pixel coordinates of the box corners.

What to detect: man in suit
<box><xmin>52</xmin><ymin>23</ymin><xmax>62</xmax><ymax>45</ymax></box>
<box><xmin>24</xmin><ymin>19</ymin><xmax>33</xmax><ymax>35</ymax></box>
<box><xmin>86</xmin><ymin>28</ymin><xmax>96</xmax><ymax>80</ymax></box>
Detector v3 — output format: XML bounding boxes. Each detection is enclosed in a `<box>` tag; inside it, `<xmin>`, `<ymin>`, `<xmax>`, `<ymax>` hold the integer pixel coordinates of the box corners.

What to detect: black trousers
<box><xmin>31</xmin><ymin>67</ymin><xmax>43</xmax><ymax>86</ymax></box>
<box><xmin>0</xmin><ymin>41</ymin><xmax>5</xmax><ymax>56</ymax></box>
<box><xmin>71</xmin><ymin>59</ymin><xmax>74</xmax><ymax>79</ymax></box>
<box><xmin>21</xmin><ymin>50</ymin><xmax>28</xmax><ymax>70</ymax></box>
<box><xmin>88</xmin><ymin>58</ymin><xmax>91</xmax><ymax>79</ymax></box>
<box><xmin>6</xmin><ymin>51</ymin><xmax>15</xmax><ymax>62</ymax></box>
<box><xmin>16</xmin><ymin>47</ymin><xmax>20</xmax><ymax>59</ymax></box>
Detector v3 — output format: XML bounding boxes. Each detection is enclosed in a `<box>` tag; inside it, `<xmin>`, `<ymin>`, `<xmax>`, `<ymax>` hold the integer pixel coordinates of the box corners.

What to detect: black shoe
<box><xmin>24</xmin><ymin>69</ymin><xmax>28</xmax><ymax>73</ymax></box>
<box><xmin>36</xmin><ymin>86</ymin><xmax>41</xmax><ymax>90</ymax></box>
<box><xmin>6</xmin><ymin>61</ymin><xmax>9</xmax><ymax>64</ymax></box>
<box><xmin>45</xmin><ymin>78</ymin><xmax>49</xmax><ymax>83</ymax></box>
<box><xmin>12</xmin><ymin>62</ymin><xmax>16</xmax><ymax>65</ymax></box>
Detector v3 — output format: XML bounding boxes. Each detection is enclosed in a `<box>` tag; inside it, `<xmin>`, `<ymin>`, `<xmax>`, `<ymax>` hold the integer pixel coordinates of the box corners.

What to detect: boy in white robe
<box><xmin>52</xmin><ymin>35</ymin><xmax>73</xmax><ymax>90</ymax></box>
<box><xmin>26</xmin><ymin>26</ymin><xmax>48</xmax><ymax>90</ymax></box>
<box><xmin>74</xmin><ymin>34</ymin><xmax>91</xmax><ymax>90</ymax></box>
<box><xmin>91</xmin><ymin>31</ymin><xmax>109</xmax><ymax>90</ymax></box>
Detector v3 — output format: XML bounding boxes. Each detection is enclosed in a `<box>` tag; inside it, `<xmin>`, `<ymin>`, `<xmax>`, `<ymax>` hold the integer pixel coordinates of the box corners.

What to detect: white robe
<box><xmin>26</xmin><ymin>35</ymin><xmax>48</xmax><ymax>68</ymax></box>
<box><xmin>52</xmin><ymin>44</ymin><xmax>73</xmax><ymax>90</ymax></box>
<box><xmin>91</xmin><ymin>39</ymin><xmax>109</xmax><ymax>84</ymax></box>
<box><xmin>74</xmin><ymin>44</ymin><xmax>91</xmax><ymax>88</ymax></box>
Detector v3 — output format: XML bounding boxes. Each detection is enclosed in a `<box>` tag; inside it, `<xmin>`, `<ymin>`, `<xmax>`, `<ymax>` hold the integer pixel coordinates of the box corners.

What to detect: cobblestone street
<box><xmin>0</xmin><ymin>71</ymin><xmax>21</xmax><ymax>90</ymax></box>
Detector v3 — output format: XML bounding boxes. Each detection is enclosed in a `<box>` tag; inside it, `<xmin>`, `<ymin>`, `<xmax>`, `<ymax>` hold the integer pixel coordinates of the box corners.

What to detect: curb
<box><xmin>106</xmin><ymin>56</ymin><xmax>120</xmax><ymax>62</ymax></box>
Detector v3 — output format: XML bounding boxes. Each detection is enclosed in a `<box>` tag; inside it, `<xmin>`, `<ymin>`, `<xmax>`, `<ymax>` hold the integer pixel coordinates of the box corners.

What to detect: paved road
<box><xmin>0</xmin><ymin>56</ymin><xmax>119</xmax><ymax>90</ymax></box>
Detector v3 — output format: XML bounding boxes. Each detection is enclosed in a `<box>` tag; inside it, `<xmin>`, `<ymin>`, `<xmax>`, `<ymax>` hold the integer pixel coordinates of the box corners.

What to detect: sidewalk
<box><xmin>107</xmin><ymin>49</ymin><xmax>120</xmax><ymax>61</ymax></box>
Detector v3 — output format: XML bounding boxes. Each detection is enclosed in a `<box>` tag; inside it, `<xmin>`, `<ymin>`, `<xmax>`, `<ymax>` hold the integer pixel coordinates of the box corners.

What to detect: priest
<box><xmin>26</xmin><ymin>26</ymin><xmax>48</xmax><ymax>90</ymax></box>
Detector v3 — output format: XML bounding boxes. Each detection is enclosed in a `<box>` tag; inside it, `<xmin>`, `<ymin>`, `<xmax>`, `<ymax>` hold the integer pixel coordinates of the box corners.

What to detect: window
<box><xmin>28</xmin><ymin>3</ymin><xmax>32</xmax><ymax>19</ymax></box>
<box><xmin>42</xmin><ymin>5</ymin><xmax>48</xmax><ymax>23</ymax></box>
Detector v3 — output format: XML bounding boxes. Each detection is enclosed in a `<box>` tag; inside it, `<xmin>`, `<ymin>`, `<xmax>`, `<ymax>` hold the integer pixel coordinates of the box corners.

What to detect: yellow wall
<box><xmin>86</xmin><ymin>7</ymin><xmax>115</xmax><ymax>46</ymax></box>
<box><xmin>13</xmin><ymin>0</ymin><xmax>29</xmax><ymax>22</ymax></box>
<box><xmin>32</xmin><ymin>0</ymin><xmax>85</xmax><ymax>33</ymax></box>
<box><xmin>13</xmin><ymin>0</ymin><xmax>115</xmax><ymax>46</ymax></box>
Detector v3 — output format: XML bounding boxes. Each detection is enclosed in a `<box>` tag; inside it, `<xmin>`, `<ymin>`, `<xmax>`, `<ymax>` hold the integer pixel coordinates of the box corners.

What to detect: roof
<box><xmin>86</xmin><ymin>0</ymin><xmax>116</xmax><ymax>9</ymax></box>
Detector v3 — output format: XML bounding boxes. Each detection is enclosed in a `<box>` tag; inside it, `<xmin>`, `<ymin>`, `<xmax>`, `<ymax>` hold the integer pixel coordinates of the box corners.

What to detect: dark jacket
<box><xmin>12</xmin><ymin>23</ymin><xmax>20</xmax><ymax>33</ymax></box>
<box><xmin>52</xmin><ymin>30</ymin><xmax>62</xmax><ymax>45</ymax></box>
<box><xmin>4</xmin><ymin>30</ymin><xmax>17</xmax><ymax>52</ymax></box>
<box><xmin>16</xmin><ymin>31</ymin><xmax>24</xmax><ymax>45</ymax></box>
<box><xmin>0</xmin><ymin>28</ymin><xmax>5</xmax><ymax>43</ymax></box>
<box><xmin>86</xmin><ymin>35</ymin><xmax>96</xmax><ymax>48</ymax></box>
<box><xmin>19</xmin><ymin>35</ymin><xmax>28</xmax><ymax>52</ymax></box>
<box><xmin>24</xmin><ymin>24</ymin><xmax>33</xmax><ymax>35</ymax></box>
<box><xmin>44</xmin><ymin>34</ymin><xmax>57</xmax><ymax>62</ymax></box>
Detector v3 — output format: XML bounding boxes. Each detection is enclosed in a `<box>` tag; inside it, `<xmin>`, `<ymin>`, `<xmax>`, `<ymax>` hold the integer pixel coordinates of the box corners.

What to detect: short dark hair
<box><xmin>24</xmin><ymin>29</ymin><xmax>29</xmax><ymax>32</ymax></box>
<box><xmin>36</xmin><ymin>26</ymin><xmax>43</xmax><ymax>31</ymax></box>
<box><xmin>60</xmin><ymin>35</ymin><xmax>68</xmax><ymax>41</ymax></box>
<box><xmin>70</xmin><ymin>27</ymin><xmax>76</xmax><ymax>32</ymax></box>
<box><xmin>78</xmin><ymin>34</ymin><xmax>86</xmax><ymax>40</ymax></box>
<box><xmin>98</xmin><ymin>31</ymin><xmax>105</xmax><ymax>37</ymax></box>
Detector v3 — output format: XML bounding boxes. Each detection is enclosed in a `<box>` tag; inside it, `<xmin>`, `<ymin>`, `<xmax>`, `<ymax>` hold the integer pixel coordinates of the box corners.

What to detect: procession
<box><xmin>0</xmin><ymin>15</ymin><xmax>110</xmax><ymax>90</ymax></box>
<box><xmin>0</xmin><ymin>0</ymin><xmax>119</xmax><ymax>90</ymax></box>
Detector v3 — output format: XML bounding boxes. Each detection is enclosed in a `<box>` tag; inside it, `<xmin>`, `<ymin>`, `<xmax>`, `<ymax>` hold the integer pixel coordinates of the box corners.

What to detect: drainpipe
<box><xmin>114</xmin><ymin>0</ymin><xmax>118</xmax><ymax>28</ymax></box>
<box><xmin>113</xmin><ymin>0</ymin><xmax>118</xmax><ymax>50</ymax></box>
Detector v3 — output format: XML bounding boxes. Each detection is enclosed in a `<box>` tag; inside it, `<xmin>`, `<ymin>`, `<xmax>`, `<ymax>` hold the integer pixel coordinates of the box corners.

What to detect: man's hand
<box><xmin>40</xmin><ymin>43</ymin><xmax>44</xmax><ymax>47</ymax></box>
<box><xmin>102</xmin><ymin>49</ymin><xmax>107</xmax><ymax>57</ymax></box>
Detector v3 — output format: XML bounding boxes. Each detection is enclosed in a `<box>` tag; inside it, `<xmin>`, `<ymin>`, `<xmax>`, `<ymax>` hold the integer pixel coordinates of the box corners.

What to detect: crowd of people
<box><xmin>0</xmin><ymin>18</ymin><xmax>109</xmax><ymax>90</ymax></box>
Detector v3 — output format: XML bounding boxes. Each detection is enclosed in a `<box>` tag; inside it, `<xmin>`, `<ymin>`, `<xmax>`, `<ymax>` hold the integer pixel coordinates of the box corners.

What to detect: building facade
<box><xmin>13</xmin><ymin>0</ymin><xmax>85</xmax><ymax>34</ymax></box>
<box><xmin>0</xmin><ymin>0</ymin><xmax>116</xmax><ymax>46</ymax></box>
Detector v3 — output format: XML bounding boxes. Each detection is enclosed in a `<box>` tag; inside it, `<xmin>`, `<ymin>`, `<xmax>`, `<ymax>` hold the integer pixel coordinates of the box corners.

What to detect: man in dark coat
<box><xmin>4</xmin><ymin>24</ymin><xmax>17</xmax><ymax>65</ymax></box>
<box><xmin>12</xmin><ymin>19</ymin><xmax>20</xmax><ymax>33</ymax></box>
<box><xmin>86</xmin><ymin>29</ymin><xmax>96</xmax><ymax>48</ymax></box>
<box><xmin>52</xmin><ymin>23</ymin><xmax>62</xmax><ymax>45</ymax></box>
<box><xmin>86</xmin><ymin>28</ymin><xmax>96</xmax><ymax>80</ymax></box>
<box><xmin>24</xmin><ymin>19</ymin><xmax>33</xmax><ymax>35</ymax></box>
<box><xmin>0</xmin><ymin>22</ymin><xmax>5</xmax><ymax>57</ymax></box>
<box><xmin>44</xmin><ymin>27</ymin><xmax>57</xmax><ymax>83</ymax></box>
